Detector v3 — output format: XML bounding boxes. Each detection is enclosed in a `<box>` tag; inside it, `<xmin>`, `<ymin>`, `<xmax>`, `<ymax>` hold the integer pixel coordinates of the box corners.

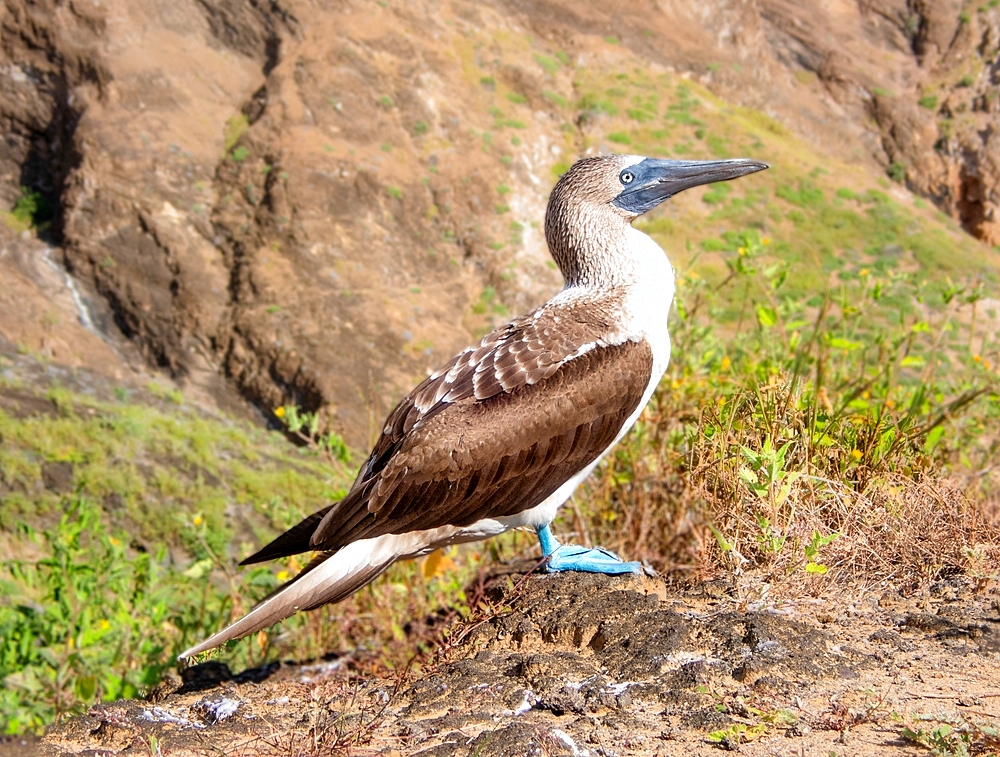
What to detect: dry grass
<box><xmin>574</xmin><ymin>229</ymin><xmax>1000</xmax><ymax>599</ymax></box>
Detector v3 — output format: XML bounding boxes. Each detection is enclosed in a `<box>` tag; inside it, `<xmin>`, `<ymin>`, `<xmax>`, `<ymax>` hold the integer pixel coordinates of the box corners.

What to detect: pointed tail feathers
<box><xmin>178</xmin><ymin>534</ymin><xmax>405</xmax><ymax>659</ymax></box>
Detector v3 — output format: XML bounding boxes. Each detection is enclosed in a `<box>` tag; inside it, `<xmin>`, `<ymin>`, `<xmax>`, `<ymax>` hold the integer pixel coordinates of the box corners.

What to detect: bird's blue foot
<box><xmin>535</xmin><ymin>524</ymin><xmax>642</xmax><ymax>575</ymax></box>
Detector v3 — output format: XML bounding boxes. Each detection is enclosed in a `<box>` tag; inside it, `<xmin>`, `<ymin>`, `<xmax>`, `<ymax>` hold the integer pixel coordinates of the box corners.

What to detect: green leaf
<box><xmin>755</xmin><ymin>304</ymin><xmax>778</xmax><ymax>328</ymax></box>
<box><xmin>74</xmin><ymin>675</ymin><xmax>97</xmax><ymax>702</ymax></box>
<box><xmin>923</xmin><ymin>425</ymin><xmax>945</xmax><ymax>454</ymax></box>
<box><xmin>805</xmin><ymin>562</ymin><xmax>829</xmax><ymax>574</ymax></box>
<box><xmin>182</xmin><ymin>558</ymin><xmax>214</xmax><ymax>579</ymax></box>
<box><xmin>828</xmin><ymin>337</ymin><xmax>862</xmax><ymax>351</ymax></box>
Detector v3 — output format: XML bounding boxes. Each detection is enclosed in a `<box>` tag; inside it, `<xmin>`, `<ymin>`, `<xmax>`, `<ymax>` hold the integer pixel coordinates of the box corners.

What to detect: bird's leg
<box><xmin>535</xmin><ymin>524</ymin><xmax>642</xmax><ymax>575</ymax></box>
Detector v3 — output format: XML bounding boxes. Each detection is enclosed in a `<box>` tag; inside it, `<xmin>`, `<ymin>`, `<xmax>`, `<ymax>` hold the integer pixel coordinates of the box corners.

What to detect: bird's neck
<box><xmin>545</xmin><ymin>204</ymin><xmax>650</xmax><ymax>290</ymax></box>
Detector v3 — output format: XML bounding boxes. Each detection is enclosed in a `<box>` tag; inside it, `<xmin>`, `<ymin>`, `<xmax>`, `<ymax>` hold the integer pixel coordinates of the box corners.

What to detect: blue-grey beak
<box><xmin>612</xmin><ymin>158</ymin><xmax>769</xmax><ymax>215</ymax></box>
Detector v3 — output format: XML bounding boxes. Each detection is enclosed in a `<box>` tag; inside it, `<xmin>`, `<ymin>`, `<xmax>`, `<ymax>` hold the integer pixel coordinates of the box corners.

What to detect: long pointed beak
<box><xmin>613</xmin><ymin>158</ymin><xmax>769</xmax><ymax>215</ymax></box>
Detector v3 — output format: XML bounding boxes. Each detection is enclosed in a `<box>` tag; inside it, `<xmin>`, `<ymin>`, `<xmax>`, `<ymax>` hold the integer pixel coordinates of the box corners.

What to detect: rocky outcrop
<box><xmin>1</xmin><ymin>0</ymin><xmax>998</xmax><ymax>443</ymax></box>
<box><xmin>34</xmin><ymin>571</ymin><xmax>1000</xmax><ymax>756</ymax></box>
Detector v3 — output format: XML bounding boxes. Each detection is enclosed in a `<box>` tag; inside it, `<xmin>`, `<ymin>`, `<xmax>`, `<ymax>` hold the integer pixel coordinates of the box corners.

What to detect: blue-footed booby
<box><xmin>180</xmin><ymin>154</ymin><xmax>767</xmax><ymax>658</ymax></box>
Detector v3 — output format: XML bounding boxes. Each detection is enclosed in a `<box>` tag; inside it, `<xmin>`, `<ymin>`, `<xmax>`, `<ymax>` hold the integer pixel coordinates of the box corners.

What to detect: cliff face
<box><xmin>1</xmin><ymin>0</ymin><xmax>998</xmax><ymax>442</ymax></box>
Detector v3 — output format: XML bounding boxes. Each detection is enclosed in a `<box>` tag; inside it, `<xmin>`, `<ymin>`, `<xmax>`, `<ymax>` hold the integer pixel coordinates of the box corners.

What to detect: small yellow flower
<box><xmin>885</xmin><ymin>399</ymin><xmax>896</xmax><ymax>409</ymax></box>
<box><xmin>859</xmin><ymin>268</ymin><xmax>869</xmax><ymax>277</ymax></box>
<box><xmin>100</xmin><ymin>619</ymin><xmax>110</xmax><ymax>630</ymax></box>
<box><xmin>973</xmin><ymin>354</ymin><xmax>982</xmax><ymax>363</ymax></box>
<box><xmin>671</xmin><ymin>379</ymin><xmax>681</xmax><ymax>390</ymax></box>
<box><xmin>850</xmin><ymin>449</ymin><xmax>862</xmax><ymax>460</ymax></box>
<box><xmin>738</xmin><ymin>246</ymin><xmax>746</xmax><ymax>256</ymax></box>
<box><xmin>985</xmin><ymin>360</ymin><xmax>992</xmax><ymax>370</ymax></box>
<box><xmin>720</xmin><ymin>356</ymin><xmax>731</xmax><ymax>371</ymax></box>
<box><xmin>717</xmin><ymin>395</ymin><xmax>726</xmax><ymax>406</ymax></box>
<box><xmin>762</xmin><ymin>237</ymin><xmax>771</xmax><ymax>245</ymax></box>
<box><xmin>193</xmin><ymin>515</ymin><xmax>203</xmax><ymax>526</ymax></box>
<box><xmin>277</xmin><ymin>570</ymin><xmax>290</xmax><ymax>581</ymax></box>
<box><xmin>274</xmin><ymin>406</ymin><xmax>286</xmax><ymax>418</ymax></box>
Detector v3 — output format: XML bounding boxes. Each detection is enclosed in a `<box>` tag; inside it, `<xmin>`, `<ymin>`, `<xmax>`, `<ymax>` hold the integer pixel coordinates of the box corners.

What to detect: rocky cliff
<box><xmin>2</xmin><ymin>0</ymin><xmax>998</xmax><ymax>442</ymax></box>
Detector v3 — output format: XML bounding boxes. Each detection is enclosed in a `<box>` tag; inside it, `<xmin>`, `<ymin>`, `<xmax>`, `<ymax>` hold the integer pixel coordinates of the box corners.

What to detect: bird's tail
<box><xmin>178</xmin><ymin>534</ymin><xmax>403</xmax><ymax>659</ymax></box>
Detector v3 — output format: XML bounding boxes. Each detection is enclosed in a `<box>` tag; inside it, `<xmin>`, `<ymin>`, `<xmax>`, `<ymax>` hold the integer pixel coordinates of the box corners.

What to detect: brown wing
<box><xmin>353</xmin><ymin>301</ymin><xmax>615</xmax><ymax>486</ymax></box>
<box><xmin>242</xmin><ymin>300</ymin><xmax>649</xmax><ymax>564</ymax></box>
<box><xmin>310</xmin><ymin>338</ymin><xmax>653</xmax><ymax>549</ymax></box>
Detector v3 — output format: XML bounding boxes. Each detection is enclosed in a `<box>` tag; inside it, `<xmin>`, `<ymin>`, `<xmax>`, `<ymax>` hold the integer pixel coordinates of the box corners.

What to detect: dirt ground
<box><xmin>14</xmin><ymin>569</ymin><xmax>999</xmax><ymax>757</ymax></box>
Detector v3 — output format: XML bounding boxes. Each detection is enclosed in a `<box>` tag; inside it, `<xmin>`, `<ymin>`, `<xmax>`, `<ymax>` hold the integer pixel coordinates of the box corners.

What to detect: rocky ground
<box><xmin>12</xmin><ymin>570</ymin><xmax>999</xmax><ymax>756</ymax></box>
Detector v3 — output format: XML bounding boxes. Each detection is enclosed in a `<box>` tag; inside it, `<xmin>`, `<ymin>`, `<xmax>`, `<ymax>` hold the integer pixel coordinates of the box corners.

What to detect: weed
<box><xmin>222</xmin><ymin>114</ymin><xmax>249</xmax><ymax>153</ymax></box>
<box><xmin>534</xmin><ymin>54</ymin><xmax>560</xmax><ymax>74</ymax></box>
<box><xmin>576</xmin><ymin>223</ymin><xmax>1000</xmax><ymax>590</ymax></box>
<box><xmin>273</xmin><ymin>405</ymin><xmax>351</xmax><ymax>472</ymax></box>
<box><xmin>543</xmin><ymin>90</ymin><xmax>567</xmax><ymax>107</ymax></box>
<box><xmin>901</xmin><ymin>713</ymin><xmax>1000</xmax><ymax>756</ymax></box>
<box><xmin>708</xmin><ymin>723</ymin><xmax>767</xmax><ymax>747</ymax></box>
<box><xmin>918</xmin><ymin>95</ymin><xmax>939</xmax><ymax>111</ymax></box>
<box><xmin>0</xmin><ymin>497</ymin><xmax>275</xmax><ymax>733</ymax></box>
<box><xmin>12</xmin><ymin>188</ymin><xmax>47</xmax><ymax>230</ymax></box>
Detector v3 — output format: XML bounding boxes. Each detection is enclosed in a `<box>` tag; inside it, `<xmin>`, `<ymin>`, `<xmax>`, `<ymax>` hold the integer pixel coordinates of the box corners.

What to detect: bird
<box><xmin>179</xmin><ymin>153</ymin><xmax>767</xmax><ymax>659</ymax></box>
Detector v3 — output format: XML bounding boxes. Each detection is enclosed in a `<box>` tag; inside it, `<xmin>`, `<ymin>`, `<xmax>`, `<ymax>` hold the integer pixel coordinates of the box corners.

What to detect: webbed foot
<box><xmin>535</xmin><ymin>524</ymin><xmax>642</xmax><ymax>575</ymax></box>
<box><xmin>545</xmin><ymin>544</ymin><xmax>643</xmax><ymax>574</ymax></box>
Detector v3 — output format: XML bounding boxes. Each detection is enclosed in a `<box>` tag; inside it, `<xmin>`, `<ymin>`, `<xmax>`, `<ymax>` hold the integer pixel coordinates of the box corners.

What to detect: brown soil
<box><xmin>26</xmin><ymin>570</ymin><xmax>1000</xmax><ymax>756</ymax></box>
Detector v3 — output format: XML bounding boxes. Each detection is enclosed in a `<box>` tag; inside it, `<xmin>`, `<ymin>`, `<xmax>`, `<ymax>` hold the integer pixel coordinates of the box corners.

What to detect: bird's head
<box><xmin>545</xmin><ymin>154</ymin><xmax>768</xmax><ymax>285</ymax></box>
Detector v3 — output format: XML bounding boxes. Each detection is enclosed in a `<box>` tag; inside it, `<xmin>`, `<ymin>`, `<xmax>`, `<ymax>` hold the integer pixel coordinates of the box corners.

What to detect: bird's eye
<box><xmin>620</xmin><ymin>171</ymin><xmax>634</xmax><ymax>185</ymax></box>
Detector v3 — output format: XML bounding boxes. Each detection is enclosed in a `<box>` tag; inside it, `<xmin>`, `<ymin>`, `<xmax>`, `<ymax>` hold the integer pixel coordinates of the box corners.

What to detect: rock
<box><xmin>40</xmin><ymin>460</ymin><xmax>73</xmax><ymax>493</ymax></box>
<box><xmin>35</xmin><ymin>570</ymin><xmax>1000</xmax><ymax>756</ymax></box>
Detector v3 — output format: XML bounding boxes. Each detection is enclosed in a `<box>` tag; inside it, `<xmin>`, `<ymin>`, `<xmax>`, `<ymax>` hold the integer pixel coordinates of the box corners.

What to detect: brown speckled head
<box><xmin>545</xmin><ymin>154</ymin><xmax>768</xmax><ymax>287</ymax></box>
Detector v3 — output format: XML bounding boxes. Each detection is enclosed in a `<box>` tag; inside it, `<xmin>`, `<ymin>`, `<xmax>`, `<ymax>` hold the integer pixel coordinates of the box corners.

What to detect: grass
<box><xmin>575</xmin><ymin>228</ymin><xmax>1000</xmax><ymax>594</ymax></box>
<box><xmin>0</xmin><ymin>386</ymin><xmax>353</xmax><ymax>733</ymax></box>
<box><xmin>2</xmin><ymin>187</ymin><xmax>50</xmax><ymax>234</ymax></box>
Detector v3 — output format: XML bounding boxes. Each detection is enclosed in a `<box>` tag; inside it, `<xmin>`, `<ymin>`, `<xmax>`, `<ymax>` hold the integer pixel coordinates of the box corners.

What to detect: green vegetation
<box><xmin>578</xmin><ymin>227</ymin><xmax>999</xmax><ymax>587</ymax></box>
<box><xmin>902</xmin><ymin>713</ymin><xmax>1000</xmax><ymax>756</ymax></box>
<box><xmin>534</xmin><ymin>53</ymin><xmax>561</xmax><ymax>74</ymax></box>
<box><xmin>3</xmin><ymin>187</ymin><xmax>50</xmax><ymax>234</ymax></box>
<box><xmin>0</xmin><ymin>384</ymin><xmax>354</xmax><ymax>733</ymax></box>
<box><xmin>918</xmin><ymin>94</ymin><xmax>939</xmax><ymax>110</ymax></box>
<box><xmin>1</xmin><ymin>496</ymin><xmax>276</xmax><ymax>733</ymax></box>
<box><xmin>222</xmin><ymin>114</ymin><xmax>249</xmax><ymax>154</ymax></box>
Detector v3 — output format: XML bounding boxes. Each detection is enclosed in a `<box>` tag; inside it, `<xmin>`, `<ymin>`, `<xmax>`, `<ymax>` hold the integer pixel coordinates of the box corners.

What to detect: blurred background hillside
<box><xmin>0</xmin><ymin>0</ymin><xmax>998</xmax><ymax>738</ymax></box>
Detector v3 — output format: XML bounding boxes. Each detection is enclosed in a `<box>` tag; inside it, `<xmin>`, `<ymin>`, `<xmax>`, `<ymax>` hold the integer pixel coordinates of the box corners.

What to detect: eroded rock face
<box><xmin>1</xmin><ymin>0</ymin><xmax>998</xmax><ymax>440</ymax></box>
<box><xmin>401</xmin><ymin>572</ymin><xmax>864</xmax><ymax>737</ymax></box>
